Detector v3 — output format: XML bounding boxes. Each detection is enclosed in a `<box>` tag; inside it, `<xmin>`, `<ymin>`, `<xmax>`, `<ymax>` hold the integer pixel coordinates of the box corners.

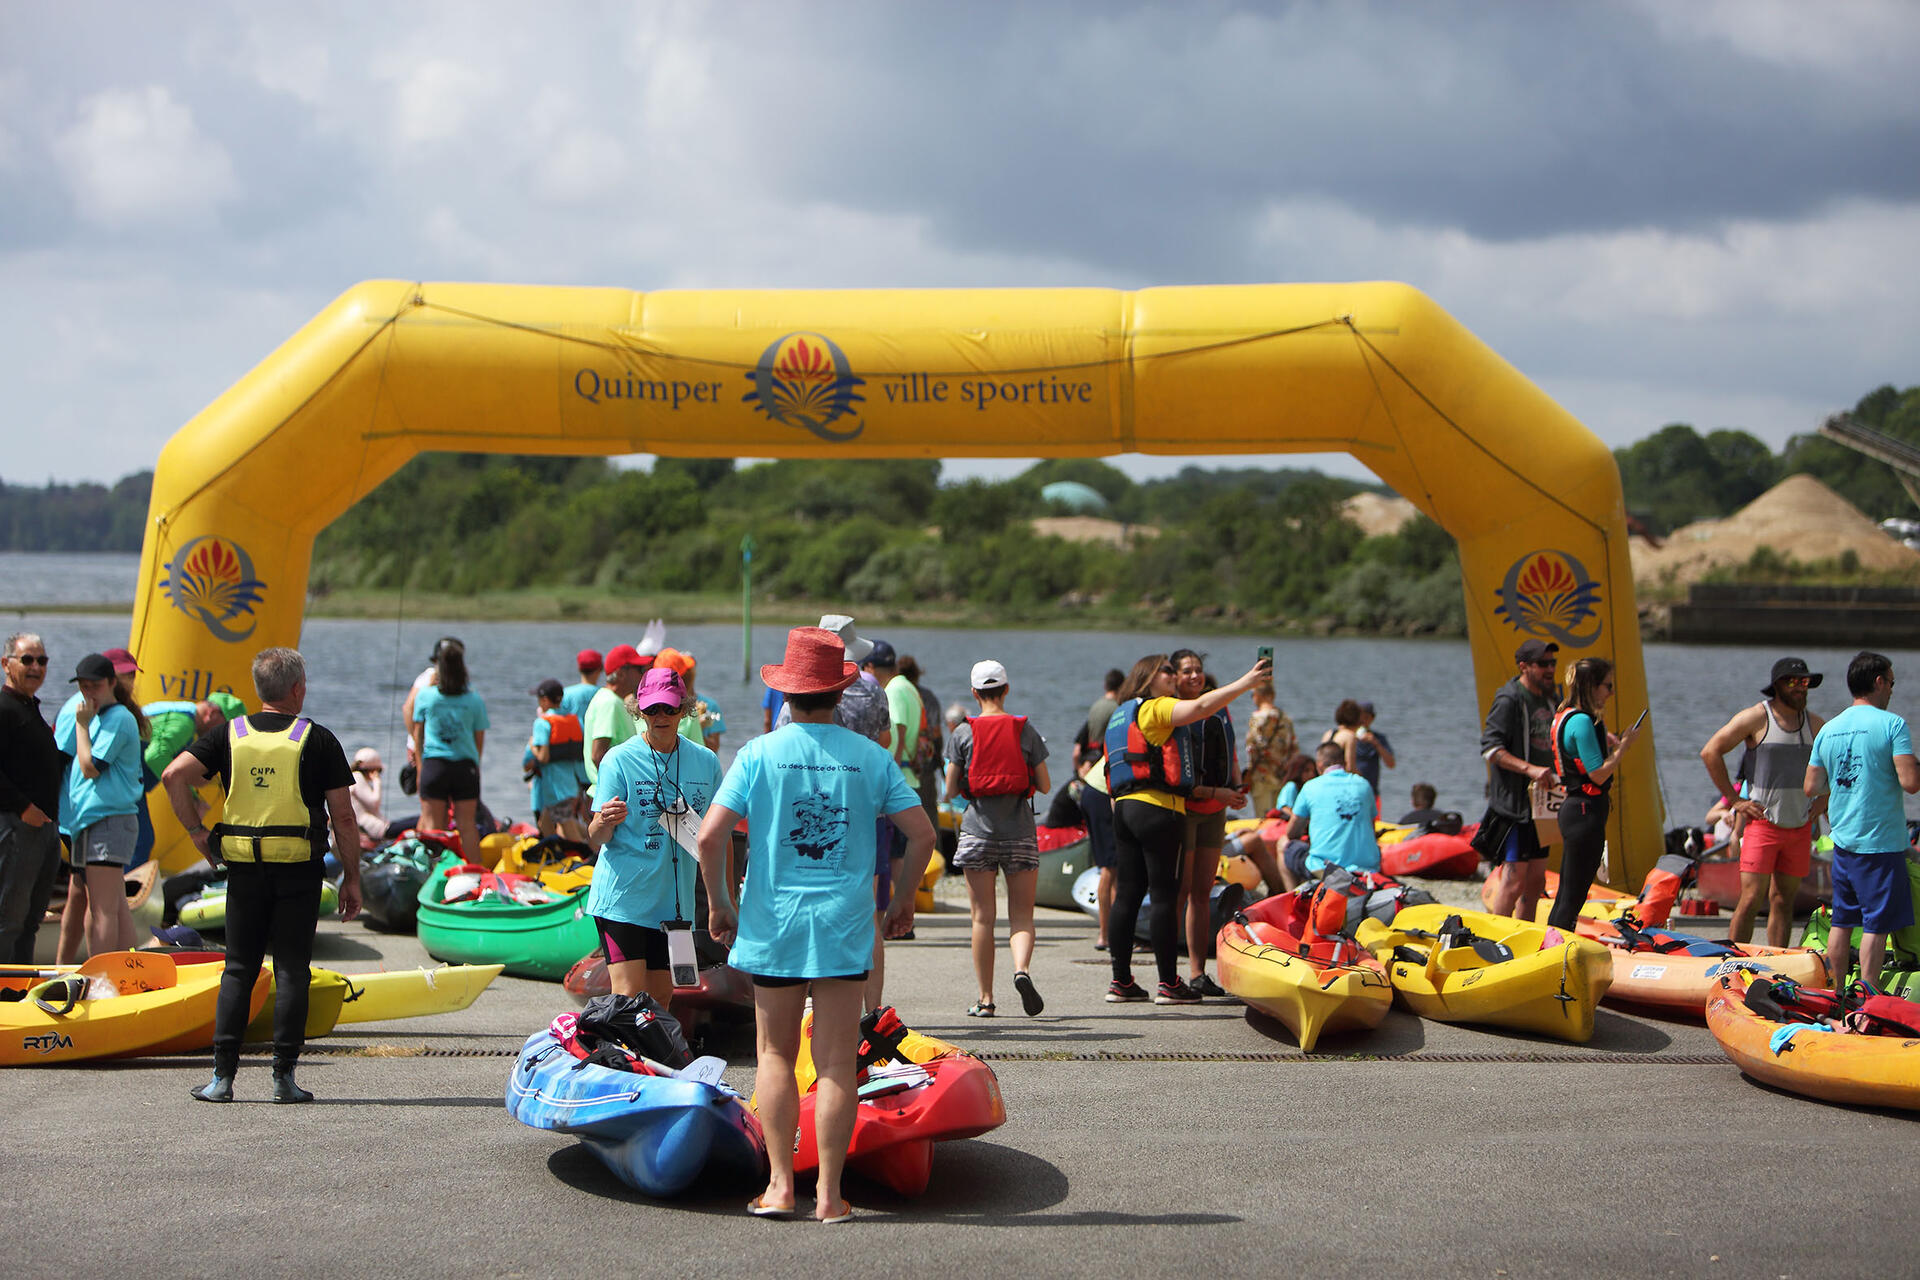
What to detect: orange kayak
<box><xmin>1706</xmin><ymin>969</ymin><xmax>1920</xmax><ymax>1111</ymax></box>
<box><xmin>1591</xmin><ymin>919</ymin><xmax>1827</xmax><ymax>1019</ymax></box>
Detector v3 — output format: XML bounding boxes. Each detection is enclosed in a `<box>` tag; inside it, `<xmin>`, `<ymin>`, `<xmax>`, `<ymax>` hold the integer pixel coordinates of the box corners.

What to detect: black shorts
<box><xmin>420</xmin><ymin>757</ymin><xmax>481</xmax><ymax>802</ymax></box>
<box><xmin>594</xmin><ymin>916</ymin><xmax>669</xmax><ymax>969</ymax></box>
<box><xmin>749</xmin><ymin>972</ymin><xmax>869</xmax><ymax>988</ymax></box>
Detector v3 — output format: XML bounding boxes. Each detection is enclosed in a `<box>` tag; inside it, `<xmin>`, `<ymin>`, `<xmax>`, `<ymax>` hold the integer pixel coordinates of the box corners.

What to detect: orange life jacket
<box><xmin>541</xmin><ymin>712</ymin><xmax>585</xmax><ymax>763</ymax></box>
<box><xmin>1550</xmin><ymin>707</ymin><xmax>1608</xmax><ymax>798</ymax></box>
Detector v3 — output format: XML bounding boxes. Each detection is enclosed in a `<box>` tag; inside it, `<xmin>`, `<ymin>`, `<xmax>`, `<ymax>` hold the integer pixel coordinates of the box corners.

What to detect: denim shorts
<box><xmin>70</xmin><ymin>814</ymin><xmax>138</xmax><ymax>868</ymax></box>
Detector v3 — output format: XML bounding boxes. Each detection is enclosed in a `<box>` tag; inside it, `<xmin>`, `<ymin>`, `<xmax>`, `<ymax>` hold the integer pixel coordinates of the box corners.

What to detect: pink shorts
<box><xmin>1738</xmin><ymin>818</ymin><xmax>1812</xmax><ymax>878</ymax></box>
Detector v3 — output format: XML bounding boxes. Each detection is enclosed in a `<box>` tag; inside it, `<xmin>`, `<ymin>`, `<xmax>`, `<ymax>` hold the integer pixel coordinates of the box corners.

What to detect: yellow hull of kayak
<box><xmin>1216</xmin><ymin>930</ymin><xmax>1392</xmax><ymax>1052</ymax></box>
<box><xmin>335</xmin><ymin>964</ymin><xmax>505</xmax><ymax>1024</ymax></box>
<box><xmin>4</xmin><ymin>968</ymin><xmax>250</xmax><ymax>1066</ymax></box>
<box><xmin>1365</xmin><ymin>904</ymin><xmax>1613</xmax><ymax>1043</ymax></box>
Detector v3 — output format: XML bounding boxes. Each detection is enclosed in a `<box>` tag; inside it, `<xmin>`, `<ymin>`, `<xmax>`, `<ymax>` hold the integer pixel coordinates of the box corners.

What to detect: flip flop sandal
<box><xmin>1013</xmin><ymin>970</ymin><xmax>1044</xmax><ymax>1017</ymax></box>
<box><xmin>747</xmin><ymin>1196</ymin><xmax>794</xmax><ymax>1219</ymax></box>
<box><xmin>966</xmin><ymin>1000</ymin><xmax>995</xmax><ymax>1017</ymax></box>
<box><xmin>818</xmin><ymin>1201</ymin><xmax>855</xmax><ymax>1225</ymax></box>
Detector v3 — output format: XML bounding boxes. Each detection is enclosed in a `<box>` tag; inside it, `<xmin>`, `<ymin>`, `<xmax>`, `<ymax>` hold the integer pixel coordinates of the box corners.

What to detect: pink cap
<box><xmin>634</xmin><ymin>667</ymin><xmax>685</xmax><ymax>713</ymax></box>
<box><xmin>103</xmin><ymin>647</ymin><xmax>140</xmax><ymax>675</ymax></box>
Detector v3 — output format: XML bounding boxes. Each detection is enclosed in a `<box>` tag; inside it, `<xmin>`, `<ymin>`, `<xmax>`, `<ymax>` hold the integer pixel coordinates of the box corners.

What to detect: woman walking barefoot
<box><xmin>943</xmin><ymin>660</ymin><xmax>1050</xmax><ymax>1018</ymax></box>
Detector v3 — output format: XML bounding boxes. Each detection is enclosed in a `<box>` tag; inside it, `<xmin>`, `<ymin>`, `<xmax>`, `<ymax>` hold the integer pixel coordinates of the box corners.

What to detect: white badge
<box><xmin>657</xmin><ymin>806</ymin><xmax>702</xmax><ymax>856</ymax></box>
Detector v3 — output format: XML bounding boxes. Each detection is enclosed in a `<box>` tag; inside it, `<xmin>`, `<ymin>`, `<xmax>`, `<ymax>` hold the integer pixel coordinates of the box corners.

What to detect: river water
<box><xmin>6</xmin><ymin>552</ymin><xmax>1918</xmax><ymax>828</ymax></box>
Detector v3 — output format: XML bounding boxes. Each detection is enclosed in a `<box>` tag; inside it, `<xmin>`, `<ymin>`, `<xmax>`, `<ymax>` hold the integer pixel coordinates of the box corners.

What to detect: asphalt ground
<box><xmin>5</xmin><ymin>892</ymin><xmax>1915</xmax><ymax>1280</ymax></box>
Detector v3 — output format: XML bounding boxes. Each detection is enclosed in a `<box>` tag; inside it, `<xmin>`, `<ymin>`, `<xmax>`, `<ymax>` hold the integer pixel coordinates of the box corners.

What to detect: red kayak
<box><xmin>784</xmin><ymin>1006</ymin><xmax>1006</xmax><ymax>1196</ymax></box>
<box><xmin>1380</xmin><ymin>831</ymin><xmax>1480</xmax><ymax>878</ymax></box>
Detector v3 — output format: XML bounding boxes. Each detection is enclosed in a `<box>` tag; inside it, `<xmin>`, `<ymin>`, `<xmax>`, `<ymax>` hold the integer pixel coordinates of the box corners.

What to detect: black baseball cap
<box><xmin>1514</xmin><ymin>639</ymin><xmax>1559</xmax><ymax>665</ymax></box>
<box><xmin>531</xmin><ymin>677</ymin><xmax>565</xmax><ymax>700</ymax></box>
<box><xmin>70</xmin><ymin>653</ymin><xmax>115</xmax><ymax>682</ymax></box>
<box><xmin>1763</xmin><ymin>657</ymin><xmax>1823</xmax><ymax>697</ymax></box>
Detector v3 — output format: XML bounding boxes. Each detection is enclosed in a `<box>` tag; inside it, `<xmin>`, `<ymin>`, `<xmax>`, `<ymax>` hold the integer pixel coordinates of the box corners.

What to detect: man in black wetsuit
<box><xmin>162</xmin><ymin>647</ymin><xmax>360</xmax><ymax>1103</ymax></box>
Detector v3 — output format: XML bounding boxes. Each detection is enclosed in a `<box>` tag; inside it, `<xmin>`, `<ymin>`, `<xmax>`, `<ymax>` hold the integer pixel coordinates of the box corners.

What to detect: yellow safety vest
<box><xmin>213</xmin><ymin>716</ymin><xmax>315</xmax><ymax>864</ymax></box>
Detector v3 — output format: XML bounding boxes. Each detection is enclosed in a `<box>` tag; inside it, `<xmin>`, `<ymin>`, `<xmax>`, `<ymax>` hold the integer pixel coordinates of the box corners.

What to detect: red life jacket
<box><xmin>1103</xmin><ymin>698</ymin><xmax>1194</xmax><ymax>800</ymax></box>
<box><xmin>541</xmin><ymin>712</ymin><xmax>585</xmax><ymax>763</ymax></box>
<box><xmin>1550</xmin><ymin>707</ymin><xmax>1608</xmax><ymax>798</ymax></box>
<box><xmin>961</xmin><ymin>715</ymin><xmax>1032</xmax><ymax>799</ymax></box>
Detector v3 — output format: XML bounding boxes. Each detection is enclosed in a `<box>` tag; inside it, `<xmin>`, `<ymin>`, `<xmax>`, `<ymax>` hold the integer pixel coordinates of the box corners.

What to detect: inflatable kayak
<box><xmin>3</xmin><ymin>952</ymin><xmax>265</xmax><ymax>1066</ymax></box>
<box><xmin>506</xmin><ymin>1027</ymin><xmax>767</xmax><ymax>1196</ymax></box>
<box><xmin>1215</xmin><ymin>890</ymin><xmax>1393</xmax><ymax>1051</ymax></box>
<box><xmin>1035</xmin><ymin>826</ymin><xmax>1090</xmax><ymax>910</ymax></box>
<box><xmin>1358</xmin><ymin>904</ymin><xmax>1614</xmax><ymax>1043</ymax></box>
<box><xmin>563</xmin><ymin>948</ymin><xmax>753</xmax><ymax>1027</ymax></box>
<box><xmin>335</xmin><ymin>964</ymin><xmax>504</xmax><ymax>1024</ymax></box>
<box><xmin>1706</xmin><ymin>969</ymin><xmax>1920</xmax><ymax>1111</ymax></box>
<box><xmin>178</xmin><ymin>879</ymin><xmax>339</xmax><ymax>932</ymax></box>
<box><xmin>779</xmin><ymin>1005</ymin><xmax>1005</xmax><ymax>1196</ymax></box>
<box><xmin>1591</xmin><ymin>916</ymin><xmax>1827</xmax><ymax>1018</ymax></box>
<box><xmin>416</xmin><ymin>862</ymin><xmax>597</xmax><ymax>980</ymax></box>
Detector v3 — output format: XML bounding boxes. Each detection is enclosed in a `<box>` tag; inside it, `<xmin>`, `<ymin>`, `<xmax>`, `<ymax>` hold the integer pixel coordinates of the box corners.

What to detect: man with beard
<box><xmin>1700</xmin><ymin>657</ymin><xmax>1827</xmax><ymax>947</ymax></box>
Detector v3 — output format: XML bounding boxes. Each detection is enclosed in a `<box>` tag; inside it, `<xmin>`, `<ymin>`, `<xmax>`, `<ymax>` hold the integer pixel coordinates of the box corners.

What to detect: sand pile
<box><xmin>1028</xmin><ymin>516</ymin><xmax>1159</xmax><ymax>547</ymax></box>
<box><xmin>1341</xmin><ymin>492</ymin><xmax>1420</xmax><ymax>537</ymax></box>
<box><xmin>1630</xmin><ymin>473</ymin><xmax>1920</xmax><ymax>587</ymax></box>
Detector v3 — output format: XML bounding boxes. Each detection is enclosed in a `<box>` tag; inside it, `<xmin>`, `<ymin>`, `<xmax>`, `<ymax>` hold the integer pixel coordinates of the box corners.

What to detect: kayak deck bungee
<box><xmin>4</xmin><ymin>953</ymin><xmax>266</xmax><ymax>1066</ymax></box>
<box><xmin>415</xmin><ymin>862</ymin><xmax>598</xmax><ymax>981</ymax></box>
<box><xmin>506</xmin><ymin>1029</ymin><xmax>768</xmax><ymax>1197</ymax></box>
<box><xmin>776</xmin><ymin>1006</ymin><xmax>1006</xmax><ymax>1196</ymax></box>
<box><xmin>1358</xmin><ymin>903</ymin><xmax>1614</xmax><ymax>1044</ymax></box>
<box><xmin>1215</xmin><ymin>891</ymin><xmax>1393</xmax><ymax>1052</ymax></box>
<box><xmin>1706</xmin><ymin>969</ymin><xmax>1920</xmax><ymax>1111</ymax></box>
<box><xmin>1591</xmin><ymin>916</ymin><xmax>1828</xmax><ymax>1019</ymax></box>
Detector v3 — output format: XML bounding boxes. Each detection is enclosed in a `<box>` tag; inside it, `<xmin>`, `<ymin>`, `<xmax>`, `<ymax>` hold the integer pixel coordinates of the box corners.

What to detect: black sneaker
<box><xmin>1013</xmin><ymin>970</ymin><xmax>1044</xmax><ymax>1017</ymax></box>
<box><xmin>1154</xmin><ymin>979</ymin><xmax>1202</xmax><ymax>1005</ymax></box>
<box><xmin>1105</xmin><ymin>979</ymin><xmax>1150</xmax><ymax>1003</ymax></box>
<box><xmin>1187</xmin><ymin>973</ymin><xmax>1228</xmax><ymax>999</ymax></box>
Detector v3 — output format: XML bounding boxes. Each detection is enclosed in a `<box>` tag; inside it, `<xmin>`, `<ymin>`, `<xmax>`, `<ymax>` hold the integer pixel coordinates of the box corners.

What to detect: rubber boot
<box><xmin>190</xmin><ymin>1074</ymin><xmax>234</xmax><ymax>1104</ymax></box>
<box><xmin>272</xmin><ymin>1067</ymin><xmax>314</xmax><ymax>1104</ymax></box>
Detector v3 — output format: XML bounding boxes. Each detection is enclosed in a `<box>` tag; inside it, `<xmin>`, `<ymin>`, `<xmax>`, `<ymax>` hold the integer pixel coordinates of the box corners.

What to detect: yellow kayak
<box><xmin>1357</xmin><ymin>904</ymin><xmax>1614</xmax><ymax>1043</ymax></box>
<box><xmin>1216</xmin><ymin>891</ymin><xmax>1393</xmax><ymax>1052</ymax></box>
<box><xmin>3</xmin><ymin>954</ymin><xmax>260</xmax><ymax>1066</ymax></box>
<box><xmin>334</xmin><ymin>964</ymin><xmax>504</xmax><ymax>1024</ymax></box>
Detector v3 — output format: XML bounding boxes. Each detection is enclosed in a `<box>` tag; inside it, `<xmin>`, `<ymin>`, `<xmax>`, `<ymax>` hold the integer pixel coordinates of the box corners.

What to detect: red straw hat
<box><xmin>761</xmin><ymin>627</ymin><xmax>859</xmax><ymax>695</ymax></box>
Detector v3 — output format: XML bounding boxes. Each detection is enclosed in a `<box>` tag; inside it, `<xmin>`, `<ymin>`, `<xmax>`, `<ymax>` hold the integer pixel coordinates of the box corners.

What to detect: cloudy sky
<box><xmin>3</xmin><ymin>0</ymin><xmax>1916</xmax><ymax>489</ymax></box>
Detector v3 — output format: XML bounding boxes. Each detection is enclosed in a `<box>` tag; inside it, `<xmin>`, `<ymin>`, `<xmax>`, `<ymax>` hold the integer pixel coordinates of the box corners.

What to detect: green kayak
<box><xmin>1800</xmin><ymin>899</ymin><xmax>1920</xmax><ymax>998</ymax></box>
<box><xmin>415</xmin><ymin>862</ymin><xmax>597</xmax><ymax>981</ymax></box>
<box><xmin>178</xmin><ymin>879</ymin><xmax>340</xmax><ymax>932</ymax></box>
<box><xmin>1036</xmin><ymin>834</ymin><xmax>1093</xmax><ymax>911</ymax></box>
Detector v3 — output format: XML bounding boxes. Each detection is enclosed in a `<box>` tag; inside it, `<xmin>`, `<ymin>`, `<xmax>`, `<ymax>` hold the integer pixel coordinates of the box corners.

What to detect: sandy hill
<box><xmin>1630</xmin><ymin>473</ymin><xmax>1920</xmax><ymax>587</ymax></box>
<box><xmin>1341</xmin><ymin>492</ymin><xmax>1419</xmax><ymax>537</ymax></box>
<box><xmin>1028</xmin><ymin>516</ymin><xmax>1159</xmax><ymax>547</ymax></box>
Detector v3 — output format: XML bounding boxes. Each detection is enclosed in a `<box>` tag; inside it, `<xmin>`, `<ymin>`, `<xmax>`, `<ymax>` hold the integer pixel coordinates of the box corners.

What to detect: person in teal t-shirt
<box><xmin>410</xmin><ymin>642</ymin><xmax>489</xmax><ymax>863</ymax></box>
<box><xmin>695</xmin><ymin>626</ymin><xmax>937</xmax><ymax>1223</ymax></box>
<box><xmin>1288</xmin><ymin>742</ymin><xmax>1380</xmax><ymax>875</ymax></box>
<box><xmin>1807</xmin><ymin>650</ymin><xmax>1920</xmax><ymax>985</ymax></box>
<box><xmin>587</xmin><ymin>667</ymin><xmax>720</xmax><ymax>1008</ymax></box>
<box><xmin>57</xmin><ymin>654</ymin><xmax>143</xmax><ymax>960</ymax></box>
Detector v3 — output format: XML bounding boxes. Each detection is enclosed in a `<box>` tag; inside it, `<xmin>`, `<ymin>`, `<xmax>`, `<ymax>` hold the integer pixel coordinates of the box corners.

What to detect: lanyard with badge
<box><xmin>651</xmin><ymin>745</ymin><xmax>701</xmax><ymax>989</ymax></box>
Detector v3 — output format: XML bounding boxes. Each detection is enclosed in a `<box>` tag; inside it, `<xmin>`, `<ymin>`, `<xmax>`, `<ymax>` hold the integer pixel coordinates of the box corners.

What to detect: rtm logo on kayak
<box><xmin>1493</xmin><ymin>550</ymin><xmax>1602</xmax><ymax>649</ymax></box>
<box><xmin>23</xmin><ymin>1032</ymin><xmax>74</xmax><ymax>1055</ymax></box>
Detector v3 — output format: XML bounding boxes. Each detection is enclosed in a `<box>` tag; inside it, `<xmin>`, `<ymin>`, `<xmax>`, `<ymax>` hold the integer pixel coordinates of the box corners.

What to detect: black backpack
<box><xmin>575</xmin><ymin>993</ymin><xmax>693</xmax><ymax>1070</ymax></box>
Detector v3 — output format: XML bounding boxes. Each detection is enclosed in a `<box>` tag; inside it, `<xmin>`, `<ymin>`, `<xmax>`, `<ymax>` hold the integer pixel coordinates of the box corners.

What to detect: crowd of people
<box><xmin>9</xmin><ymin>616</ymin><xmax>1917</xmax><ymax>1221</ymax></box>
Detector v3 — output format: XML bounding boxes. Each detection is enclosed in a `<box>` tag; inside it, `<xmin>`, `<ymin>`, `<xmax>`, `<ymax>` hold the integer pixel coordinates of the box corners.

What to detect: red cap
<box><xmin>103</xmin><ymin>647</ymin><xmax>140</xmax><ymax>675</ymax></box>
<box><xmin>604</xmin><ymin>643</ymin><xmax>645</xmax><ymax>672</ymax></box>
<box><xmin>575</xmin><ymin>648</ymin><xmax>603</xmax><ymax>673</ymax></box>
<box><xmin>653</xmin><ymin>647</ymin><xmax>695</xmax><ymax>676</ymax></box>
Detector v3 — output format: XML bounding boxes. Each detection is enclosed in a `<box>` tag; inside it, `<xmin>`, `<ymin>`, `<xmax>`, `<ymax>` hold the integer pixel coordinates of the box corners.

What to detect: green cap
<box><xmin>208</xmin><ymin>691</ymin><xmax>246</xmax><ymax>722</ymax></box>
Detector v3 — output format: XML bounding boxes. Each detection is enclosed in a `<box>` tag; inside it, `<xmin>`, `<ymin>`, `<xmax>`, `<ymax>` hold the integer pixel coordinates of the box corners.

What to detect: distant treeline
<box><xmin>0</xmin><ymin>472</ymin><xmax>152</xmax><ymax>551</ymax></box>
<box><xmin>304</xmin><ymin>455</ymin><xmax>1466</xmax><ymax>633</ymax></box>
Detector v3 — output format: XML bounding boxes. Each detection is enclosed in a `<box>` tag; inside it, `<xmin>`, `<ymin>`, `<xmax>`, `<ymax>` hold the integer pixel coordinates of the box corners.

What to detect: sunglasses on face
<box><xmin>1530</xmin><ymin>660</ymin><xmax>1557</xmax><ymax>669</ymax></box>
<box><xmin>639</xmin><ymin>704</ymin><xmax>680</xmax><ymax>717</ymax></box>
<box><xmin>9</xmin><ymin>654</ymin><xmax>48</xmax><ymax>666</ymax></box>
<box><xmin>1779</xmin><ymin>676</ymin><xmax>1811</xmax><ymax>688</ymax></box>
<box><xmin>1158</xmin><ymin>665</ymin><xmax>1176</xmax><ymax>676</ymax></box>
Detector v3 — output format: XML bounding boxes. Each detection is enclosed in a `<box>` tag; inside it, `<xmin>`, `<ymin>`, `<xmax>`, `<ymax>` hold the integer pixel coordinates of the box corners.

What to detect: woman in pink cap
<box><xmin>696</xmin><ymin>627</ymin><xmax>936</xmax><ymax>1223</ymax></box>
<box><xmin>586</xmin><ymin>667</ymin><xmax>720</xmax><ymax>1007</ymax></box>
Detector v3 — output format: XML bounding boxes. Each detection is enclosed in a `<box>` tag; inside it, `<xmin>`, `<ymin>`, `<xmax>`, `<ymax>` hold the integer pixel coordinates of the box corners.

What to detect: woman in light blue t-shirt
<box><xmin>410</xmin><ymin>642</ymin><xmax>489</xmax><ymax>863</ymax></box>
<box><xmin>58</xmin><ymin>652</ymin><xmax>146</xmax><ymax>959</ymax></box>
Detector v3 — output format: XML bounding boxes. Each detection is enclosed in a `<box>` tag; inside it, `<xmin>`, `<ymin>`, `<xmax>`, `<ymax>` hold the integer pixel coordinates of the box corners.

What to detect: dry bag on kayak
<box><xmin>576</xmin><ymin>994</ymin><xmax>694</xmax><ymax>1070</ymax></box>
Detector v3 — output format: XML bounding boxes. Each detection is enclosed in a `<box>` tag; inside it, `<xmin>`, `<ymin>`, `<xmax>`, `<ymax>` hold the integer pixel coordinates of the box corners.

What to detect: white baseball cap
<box><xmin>970</xmin><ymin>659</ymin><xmax>1009</xmax><ymax>691</ymax></box>
<box><xmin>817</xmin><ymin>614</ymin><xmax>874</xmax><ymax>663</ymax></box>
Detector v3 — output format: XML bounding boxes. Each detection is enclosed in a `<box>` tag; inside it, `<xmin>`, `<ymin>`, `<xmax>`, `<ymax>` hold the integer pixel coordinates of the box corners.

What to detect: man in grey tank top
<box><xmin>1700</xmin><ymin>657</ymin><xmax>1828</xmax><ymax>947</ymax></box>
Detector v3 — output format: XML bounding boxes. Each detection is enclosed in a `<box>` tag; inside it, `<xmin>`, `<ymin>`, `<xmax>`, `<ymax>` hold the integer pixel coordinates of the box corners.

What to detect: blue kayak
<box><xmin>505</xmin><ymin>1031</ymin><xmax>767</xmax><ymax>1197</ymax></box>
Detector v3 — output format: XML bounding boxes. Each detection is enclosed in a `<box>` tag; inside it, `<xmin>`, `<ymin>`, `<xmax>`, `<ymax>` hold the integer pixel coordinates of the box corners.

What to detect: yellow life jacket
<box><xmin>213</xmin><ymin>716</ymin><xmax>315</xmax><ymax>864</ymax></box>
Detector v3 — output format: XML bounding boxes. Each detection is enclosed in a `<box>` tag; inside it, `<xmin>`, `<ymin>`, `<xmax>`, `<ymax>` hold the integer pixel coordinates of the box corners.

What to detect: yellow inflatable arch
<box><xmin>131</xmin><ymin>281</ymin><xmax>1658</xmax><ymax>883</ymax></box>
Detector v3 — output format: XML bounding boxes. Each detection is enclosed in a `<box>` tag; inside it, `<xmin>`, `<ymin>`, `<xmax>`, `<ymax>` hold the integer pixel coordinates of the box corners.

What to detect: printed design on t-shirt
<box><xmin>1334</xmin><ymin>795</ymin><xmax>1365</xmax><ymax>822</ymax></box>
<box><xmin>1831</xmin><ymin>736</ymin><xmax>1861</xmax><ymax>791</ymax></box>
<box><xmin>787</xmin><ymin>791</ymin><xmax>849</xmax><ymax>867</ymax></box>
